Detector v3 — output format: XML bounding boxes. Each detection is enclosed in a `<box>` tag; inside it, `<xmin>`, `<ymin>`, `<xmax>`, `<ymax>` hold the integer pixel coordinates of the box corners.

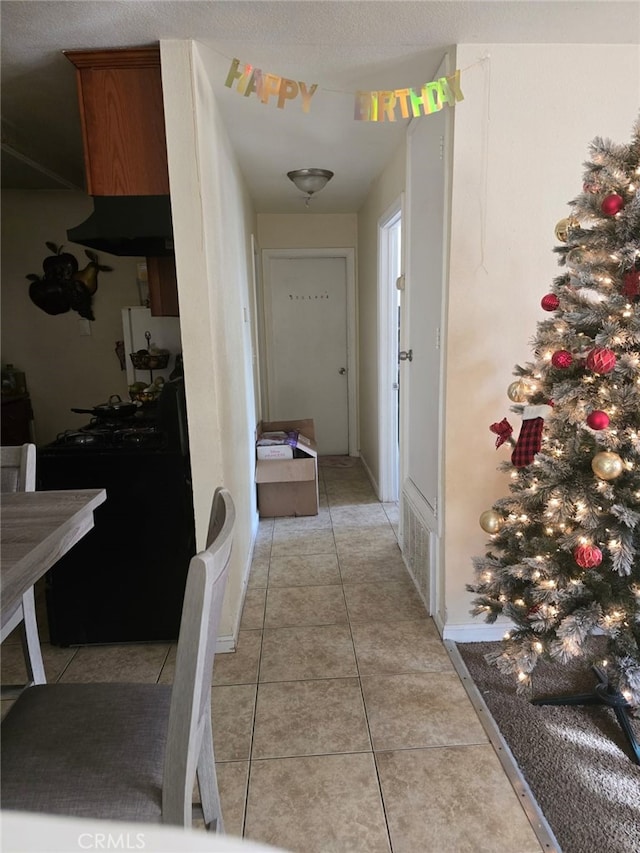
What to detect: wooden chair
<box><xmin>0</xmin><ymin>443</ymin><xmax>46</xmax><ymax>687</ymax></box>
<box><xmin>1</xmin><ymin>487</ymin><xmax>235</xmax><ymax>832</ymax></box>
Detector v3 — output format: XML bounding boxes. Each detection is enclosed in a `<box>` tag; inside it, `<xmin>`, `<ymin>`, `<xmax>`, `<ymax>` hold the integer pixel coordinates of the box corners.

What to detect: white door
<box><xmin>262</xmin><ymin>250</ymin><xmax>354</xmax><ymax>455</ymax></box>
<box><xmin>378</xmin><ymin>202</ymin><xmax>402</xmax><ymax>502</ymax></box>
<box><xmin>403</xmin><ymin>95</ymin><xmax>447</xmax><ymax>526</ymax></box>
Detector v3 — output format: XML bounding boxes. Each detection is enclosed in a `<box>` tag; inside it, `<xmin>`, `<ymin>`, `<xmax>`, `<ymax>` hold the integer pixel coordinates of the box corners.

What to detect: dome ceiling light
<box><xmin>287</xmin><ymin>168</ymin><xmax>334</xmax><ymax>206</ymax></box>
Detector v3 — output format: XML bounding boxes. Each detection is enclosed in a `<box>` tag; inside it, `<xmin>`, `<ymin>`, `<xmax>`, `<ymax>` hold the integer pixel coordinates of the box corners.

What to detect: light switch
<box><xmin>78</xmin><ymin>318</ymin><xmax>92</xmax><ymax>336</ymax></box>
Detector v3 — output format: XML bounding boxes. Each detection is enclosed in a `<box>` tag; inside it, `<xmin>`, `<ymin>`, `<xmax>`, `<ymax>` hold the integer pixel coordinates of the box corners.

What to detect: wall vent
<box><xmin>401</xmin><ymin>496</ymin><xmax>430</xmax><ymax>611</ymax></box>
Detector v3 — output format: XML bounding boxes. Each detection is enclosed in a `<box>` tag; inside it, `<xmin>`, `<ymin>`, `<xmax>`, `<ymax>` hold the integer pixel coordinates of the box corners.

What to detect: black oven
<box><xmin>38</xmin><ymin>378</ymin><xmax>196</xmax><ymax>646</ymax></box>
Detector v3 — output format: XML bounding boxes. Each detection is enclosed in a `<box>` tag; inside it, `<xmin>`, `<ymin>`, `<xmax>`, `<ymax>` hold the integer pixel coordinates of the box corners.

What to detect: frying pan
<box><xmin>71</xmin><ymin>395</ymin><xmax>138</xmax><ymax>420</ymax></box>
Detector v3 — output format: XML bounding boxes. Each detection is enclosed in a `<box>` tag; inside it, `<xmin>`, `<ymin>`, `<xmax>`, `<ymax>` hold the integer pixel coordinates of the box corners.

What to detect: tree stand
<box><xmin>532</xmin><ymin>665</ymin><xmax>640</xmax><ymax>765</ymax></box>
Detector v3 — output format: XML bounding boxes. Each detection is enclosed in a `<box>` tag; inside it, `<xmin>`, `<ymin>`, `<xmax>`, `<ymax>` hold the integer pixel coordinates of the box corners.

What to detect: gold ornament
<box><xmin>479</xmin><ymin>510</ymin><xmax>503</xmax><ymax>534</ymax></box>
<box><xmin>591</xmin><ymin>451</ymin><xmax>623</xmax><ymax>480</ymax></box>
<box><xmin>507</xmin><ymin>380</ymin><xmax>530</xmax><ymax>403</ymax></box>
<box><xmin>554</xmin><ymin>216</ymin><xmax>580</xmax><ymax>243</ymax></box>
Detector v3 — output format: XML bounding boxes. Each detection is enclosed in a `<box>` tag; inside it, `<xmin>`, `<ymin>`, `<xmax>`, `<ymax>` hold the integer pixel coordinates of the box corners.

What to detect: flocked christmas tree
<box><xmin>469</xmin><ymin>119</ymin><xmax>640</xmax><ymax>713</ymax></box>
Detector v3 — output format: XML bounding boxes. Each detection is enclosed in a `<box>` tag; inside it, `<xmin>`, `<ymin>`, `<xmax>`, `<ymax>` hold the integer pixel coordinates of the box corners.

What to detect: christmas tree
<box><xmin>469</xmin><ymin>118</ymin><xmax>640</xmax><ymax>710</ymax></box>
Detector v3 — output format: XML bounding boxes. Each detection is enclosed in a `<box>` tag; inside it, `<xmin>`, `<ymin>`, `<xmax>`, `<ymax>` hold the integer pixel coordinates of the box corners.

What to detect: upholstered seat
<box><xmin>1</xmin><ymin>487</ymin><xmax>235</xmax><ymax>832</ymax></box>
<box><xmin>2</xmin><ymin>684</ymin><xmax>170</xmax><ymax>820</ymax></box>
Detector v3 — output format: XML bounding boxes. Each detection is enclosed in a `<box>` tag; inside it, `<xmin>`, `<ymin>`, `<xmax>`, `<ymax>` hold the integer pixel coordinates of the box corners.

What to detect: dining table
<box><xmin>1</xmin><ymin>489</ymin><xmax>107</xmax><ymax>643</ymax></box>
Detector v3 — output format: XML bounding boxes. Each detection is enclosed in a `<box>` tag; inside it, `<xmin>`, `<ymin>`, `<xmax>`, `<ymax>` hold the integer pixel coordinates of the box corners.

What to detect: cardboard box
<box><xmin>256</xmin><ymin>444</ymin><xmax>294</xmax><ymax>461</ymax></box>
<box><xmin>255</xmin><ymin>419</ymin><xmax>318</xmax><ymax>517</ymax></box>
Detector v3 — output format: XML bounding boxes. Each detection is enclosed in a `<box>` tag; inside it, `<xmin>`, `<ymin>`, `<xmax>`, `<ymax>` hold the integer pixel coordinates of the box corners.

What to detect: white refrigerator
<box><xmin>121</xmin><ymin>307</ymin><xmax>182</xmax><ymax>385</ymax></box>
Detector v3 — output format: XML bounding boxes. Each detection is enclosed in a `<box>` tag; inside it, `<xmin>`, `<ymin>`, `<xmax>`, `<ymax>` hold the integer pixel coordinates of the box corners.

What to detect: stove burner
<box><xmin>113</xmin><ymin>427</ymin><xmax>167</xmax><ymax>449</ymax></box>
<box><xmin>53</xmin><ymin>422</ymin><xmax>168</xmax><ymax>451</ymax></box>
<box><xmin>55</xmin><ymin>430</ymin><xmax>110</xmax><ymax>446</ymax></box>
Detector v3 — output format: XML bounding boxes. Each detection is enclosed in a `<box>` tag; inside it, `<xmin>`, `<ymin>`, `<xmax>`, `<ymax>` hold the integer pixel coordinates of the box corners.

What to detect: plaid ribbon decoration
<box><xmin>511</xmin><ymin>417</ymin><xmax>545</xmax><ymax>468</ymax></box>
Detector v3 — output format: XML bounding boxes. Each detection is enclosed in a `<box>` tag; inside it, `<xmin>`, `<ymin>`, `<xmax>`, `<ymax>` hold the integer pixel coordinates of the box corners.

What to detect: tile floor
<box><xmin>1</xmin><ymin>457</ymin><xmax>543</xmax><ymax>852</ymax></box>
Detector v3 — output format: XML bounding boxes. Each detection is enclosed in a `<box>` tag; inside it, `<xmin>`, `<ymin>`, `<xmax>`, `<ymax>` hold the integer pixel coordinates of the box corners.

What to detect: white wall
<box><xmin>356</xmin><ymin>143</ymin><xmax>406</xmax><ymax>487</ymax></box>
<box><xmin>443</xmin><ymin>43</ymin><xmax>640</xmax><ymax>633</ymax></box>
<box><xmin>0</xmin><ymin>190</ymin><xmax>140</xmax><ymax>444</ymax></box>
<box><xmin>161</xmin><ymin>40</ymin><xmax>259</xmax><ymax>643</ymax></box>
<box><xmin>257</xmin><ymin>214</ymin><xmax>357</xmax><ymax>249</ymax></box>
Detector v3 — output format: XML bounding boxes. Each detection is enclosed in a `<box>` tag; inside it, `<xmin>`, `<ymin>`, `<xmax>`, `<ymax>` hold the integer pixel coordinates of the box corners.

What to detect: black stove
<box><xmin>38</xmin><ymin>378</ymin><xmax>195</xmax><ymax>646</ymax></box>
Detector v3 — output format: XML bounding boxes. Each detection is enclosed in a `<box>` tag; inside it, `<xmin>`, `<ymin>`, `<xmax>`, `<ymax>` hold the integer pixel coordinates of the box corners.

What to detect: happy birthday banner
<box><xmin>224</xmin><ymin>57</ymin><xmax>464</xmax><ymax>122</ymax></box>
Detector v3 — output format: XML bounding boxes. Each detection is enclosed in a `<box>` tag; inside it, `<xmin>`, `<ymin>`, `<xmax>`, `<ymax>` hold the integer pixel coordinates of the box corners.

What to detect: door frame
<box><xmin>250</xmin><ymin>234</ymin><xmax>264</xmax><ymax>422</ymax></box>
<box><xmin>261</xmin><ymin>247</ymin><xmax>358</xmax><ymax>456</ymax></box>
<box><xmin>401</xmin><ymin>53</ymin><xmax>453</xmax><ymax>627</ymax></box>
<box><xmin>377</xmin><ymin>196</ymin><xmax>403</xmax><ymax>502</ymax></box>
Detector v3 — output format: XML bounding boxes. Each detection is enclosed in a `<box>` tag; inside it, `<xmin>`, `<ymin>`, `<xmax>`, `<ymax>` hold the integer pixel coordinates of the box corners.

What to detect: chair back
<box><xmin>1</xmin><ymin>444</ymin><xmax>36</xmax><ymax>493</ymax></box>
<box><xmin>162</xmin><ymin>487</ymin><xmax>235</xmax><ymax>824</ymax></box>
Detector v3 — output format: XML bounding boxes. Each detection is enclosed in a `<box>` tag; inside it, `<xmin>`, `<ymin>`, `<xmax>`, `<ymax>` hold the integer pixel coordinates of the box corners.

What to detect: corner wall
<box><xmin>161</xmin><ymin>40</ymin><xmax>259</xmax><ymax>642</ymax></box>
<box><xmin>257</xmin><ymin>214</ymin><xmax>357</xmax><ymax>250</ymax></box>
<box><xmin>443</xmin><ymin>43</ymin><xmax>640</xmax><ymax>637</ymax></box>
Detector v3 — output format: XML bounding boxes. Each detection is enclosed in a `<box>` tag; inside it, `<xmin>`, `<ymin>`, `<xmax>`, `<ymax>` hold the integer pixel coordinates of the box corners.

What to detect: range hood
<box><xmin>67</xmin><ymin>195</ymin><xmax>174</xmax><ymax>257</ymax></box>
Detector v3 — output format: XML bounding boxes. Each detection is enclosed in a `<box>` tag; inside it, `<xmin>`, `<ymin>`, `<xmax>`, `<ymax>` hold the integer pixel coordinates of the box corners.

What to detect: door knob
<box><xmin>339</xmin><ymin>367</ymin><xmax>347</xmax><ymax>374</ymax></box>
<box><xmin>398</xmin><ymin>349</ymin><xmax>413</xmax><ymax>362</ymax></box>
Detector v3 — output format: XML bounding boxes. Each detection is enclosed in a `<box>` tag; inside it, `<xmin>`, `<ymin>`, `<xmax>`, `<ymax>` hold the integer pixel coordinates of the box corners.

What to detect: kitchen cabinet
<box><xmin>1</xmin><ymin>396</ymin><xmax>33</xmax><ymax>445</ymax></box>
<box><xmin>147</xmin><ymin>255</ymin><xmax>179</xmax><ymax>317</ymax></box>
<box><xmin>65</xmin><ymin>46</ymin><xmax>169</xmax><ymax>197</ymax></box>
<box><xmin>65</xmin><ymin>46</ymin><xmax>178</xmax><ymax>316</ymax></box>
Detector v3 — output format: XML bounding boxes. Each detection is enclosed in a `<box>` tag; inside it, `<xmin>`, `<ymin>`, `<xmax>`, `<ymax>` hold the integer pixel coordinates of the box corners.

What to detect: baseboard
<box><xmin>442</xmin><ymin>622</ymin><xmax>513</xmax><ymax>642</ymax></box>
<box><xmin>215</xmin><ymin>634</ymin><xmax>236</xmax><ymax>653</ymax></box>
<box><xmin>432</xmin><ymin>610</ymin><xmax>446</xmax><ymax>637</ymax></box>
<box><xmin>359</xmin><ymin>453</ymin><xmax>379</xmax><ymax>497</ymax></box>
<box><xmin>217</xmin><ymin>510</ymin><xmax>260</xmax><ymax>654</ymax></box>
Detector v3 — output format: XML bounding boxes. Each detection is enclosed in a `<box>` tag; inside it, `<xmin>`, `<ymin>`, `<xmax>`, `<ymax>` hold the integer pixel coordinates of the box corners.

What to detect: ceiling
<box><xmin>1</xmin><ymin>1</ymin><xmax>638</xmax><ymax>213</ymax></box>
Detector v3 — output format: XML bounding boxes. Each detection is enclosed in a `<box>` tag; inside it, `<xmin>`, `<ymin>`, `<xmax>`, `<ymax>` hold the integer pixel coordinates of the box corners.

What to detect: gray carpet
<box><xmin>457</xmin><ymin>641</ymin><xmax>640</xmax><ymax>853</ymax></box>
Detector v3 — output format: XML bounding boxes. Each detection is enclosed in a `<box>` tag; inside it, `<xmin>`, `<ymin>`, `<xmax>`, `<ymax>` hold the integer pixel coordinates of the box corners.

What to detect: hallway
<box><xmin>1</xmin><ymin>457</ymin><xmax>543</xmax><ymax>851</ymax></box>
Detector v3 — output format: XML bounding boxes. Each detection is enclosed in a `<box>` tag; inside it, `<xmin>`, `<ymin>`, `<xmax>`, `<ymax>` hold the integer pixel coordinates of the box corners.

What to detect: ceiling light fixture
<box><xmin>287</xmin><ymin>168</ymin><xmax>334</xmax><ymax>206</ymax></box>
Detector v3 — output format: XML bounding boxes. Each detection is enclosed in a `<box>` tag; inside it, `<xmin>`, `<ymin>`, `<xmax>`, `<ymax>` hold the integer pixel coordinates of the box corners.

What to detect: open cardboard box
<box><xmin>255</xmin><ymin>418</ymin><xmax>318</xmax><ymax>517</ymax></box>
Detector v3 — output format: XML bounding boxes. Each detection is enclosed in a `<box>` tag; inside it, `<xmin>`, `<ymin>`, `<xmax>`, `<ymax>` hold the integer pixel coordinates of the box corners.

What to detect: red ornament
<box><xmin>541</xmin><ymin>294</ymin><xmax>560</xmax><ymax>312</ymax></box>
<box><xmin>586</xmin><ymin>410</ymin><xmax>610</xmax><ymax>430</ymax></box>
<box><xmin>622</xmin><ymin>269</ymin><xmax>640</xmax><ymax>301</ymax></box>
<box><xmin>586</xmin><ymin>347</ymin><xmax>617</xmax><ymax>374</ymax></box>
<box><xmin>600</xmin><ymin>193</ymin><xmax>624</xmax><ymax>216</ymax></box>
<box><xmin>574</xmin><ymin>544</ymin><xmax>603</xmax><ymax>569</ymax></box>
<box><xmin>551</xmin><ymin>350</ymin><xmax>573</xmax><ymax>369</ymax></box>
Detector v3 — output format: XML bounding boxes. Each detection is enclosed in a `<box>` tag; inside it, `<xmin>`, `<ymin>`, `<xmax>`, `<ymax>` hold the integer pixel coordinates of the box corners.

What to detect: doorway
<box><xmin>378</xmin><ymin>200</ymin><xmax>403</xmax><ymax>502</ymax></box>
<box><xmin>261</xmin><ymin>248</ymin><xmax>357</xmax><ymax>456</ymax></box>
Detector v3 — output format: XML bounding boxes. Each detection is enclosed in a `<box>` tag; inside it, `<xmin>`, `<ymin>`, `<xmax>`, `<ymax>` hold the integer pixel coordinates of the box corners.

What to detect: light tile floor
<box><xmin>1</xmin><ymin>457</ymin><xmax>543</xmax><ymax>852</ymax></box>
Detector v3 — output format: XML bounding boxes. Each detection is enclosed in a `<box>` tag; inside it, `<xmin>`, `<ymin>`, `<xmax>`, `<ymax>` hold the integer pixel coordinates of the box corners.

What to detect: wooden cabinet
<box><xmin>65</xmin><ymin>47</ymin><xmax>169</xmax><ymax>197</ymax></box>
<box><xmin>65</xmin><ymin>46</ymin><xmax>178</xmax><ymax>316</ymax></box>
<box><xmin>1</xmin><ymin>396</ymin><xmax>33</xmax><ymax>445</ymax></box>
<box><xmin>147</xmin><ymin>256</ymin><xmax>179</xmax><ymax>317</ymax></box>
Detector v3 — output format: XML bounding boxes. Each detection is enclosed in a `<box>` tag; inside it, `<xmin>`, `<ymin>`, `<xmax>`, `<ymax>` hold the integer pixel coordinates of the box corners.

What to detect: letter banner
<box><xmin>225</xmin><ymin>58</ymin><xmax>319</xmax><ymax>113</ymax></box>
<box><xmin>224</xmin><ymin>56</ymin><xmax>464</xmax><ymax>121</ymax></box>
<box><xmin>354</xmin><ymin>71</ymin><xmax>464</xmax><ymax>122</ymax></box>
